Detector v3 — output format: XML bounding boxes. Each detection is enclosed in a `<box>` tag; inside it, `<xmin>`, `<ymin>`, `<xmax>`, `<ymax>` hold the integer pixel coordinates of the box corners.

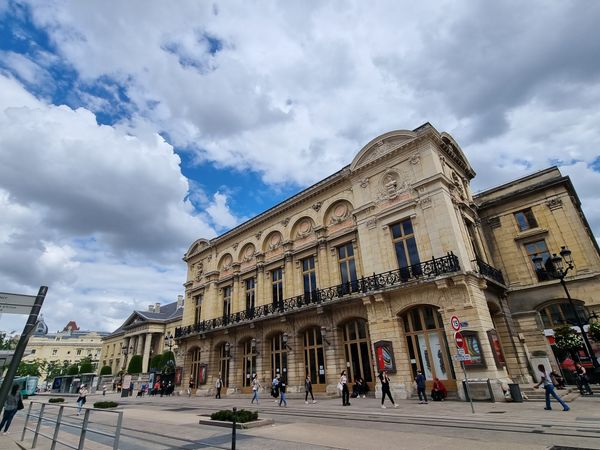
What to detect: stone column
<box><xmin>136</xmin><ymin>334</ymin><xmax>144</xmax><ymax>356</ymax></box>
<box><xmin>142</xmin><ymin>332</ymin><xmax>153</xmax><ymax>373</ymax></box>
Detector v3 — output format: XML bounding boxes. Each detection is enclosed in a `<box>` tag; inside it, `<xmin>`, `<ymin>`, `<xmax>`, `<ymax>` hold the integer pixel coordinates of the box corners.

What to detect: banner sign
<box><xmin>373</xmin><ymin>340</ymin><xmax>396</xmax><ymax>374</ymax></box>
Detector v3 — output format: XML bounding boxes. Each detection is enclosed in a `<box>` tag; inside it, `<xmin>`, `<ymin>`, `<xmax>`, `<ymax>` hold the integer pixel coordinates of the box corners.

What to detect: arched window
<box><xmin>242</xmin><ymin>339</ymin><xmax>257</xmax><ymax>388</ymax></box>
<box><xmin>270</xmin><ymin>333</ymin><xmax>287</xmax><ymax>381</ymax></box>
<box><xmin>342</xmin><ymin>319</ymin><xmax>373</xmax><ymax>385</ymax></box>
<box><xmin>402</xmin><ymin>305</ymin><xmax>455</xmax><ymax>383</ymax></box>
<box><xmin>190</xmin><ymin>348</ymin><xmax>202</xmax><ymax>387</ymax></box>
<box><xmin>303</xmin><ymin>327</ymin><xmax>326</xmax><ymax>391</ymax></box>
<box><xmin>539</xmin><ymin>301</ymin><xmax>588</xmax><ymax>329</ymax></box>
<box><xmin>218</xmin><ymin>343</ymin><xmax>229</xmax><ymax>388</ymax></box>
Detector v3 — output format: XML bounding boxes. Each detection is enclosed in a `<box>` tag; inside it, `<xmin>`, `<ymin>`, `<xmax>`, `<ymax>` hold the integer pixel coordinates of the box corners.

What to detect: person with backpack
<box><xmin>379</xmin><ymin>370</ymin><xmax>398</xmax><ymax>408</ymax></box>
<box><xmin>415</xmin><ymin>370</ymin><xmax>428</xmax><ymax>404</ymax></box>
<box><xmin>76</xmin><ymin>384</ymin><xmax>88</xmax><ymax>415</ymax></box>
<box><xmin>272</xmin><ymin>374</ymin><xmax>280</xmax><ymax>403</ymax></box>
<box><xmin>340</xmin><ymin>370</ymin><xmax>350</xmax><ymax>406</ymax></box>
<box><xmin>305</xmin><ymin>375</ymin><xmax>316</xmax><ymax>404</ymax></box>
<box><xmin>278</xmin><ymin>377</ymin><xmax>287</xmax><ymax>407</ymax></box>
<box><xmin>0</xmin><ymin>385</ymin><xmax>22</xmax><ymax>434</ymax></box>
<box><xmin>215</xmin><ymin>374</ymin><xmax>223</xmax><ymax>399</ymax></box>
<box><xmin>535</xmin><ymin>364</ymin><xmax>570</xmax><ymax>411</ymax></box>
<box><xmin>251</xmin><ymin>374</ymin><xmax>261</xmax><ymax>405</ymax></box>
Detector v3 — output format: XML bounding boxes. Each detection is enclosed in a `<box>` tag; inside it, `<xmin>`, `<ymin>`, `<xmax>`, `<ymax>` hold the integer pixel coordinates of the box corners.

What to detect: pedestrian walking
<box><xmin>76</xmin><ymin>384</ymin><xmax>89</xmax><ymax>415</ymax></box>
<box><xmin>0</xmin><ymin>385</ymin><xmax>22</xmax><ymax>435</ymax></box>
<box><xmin>278</xmin><ymin>377</ymin><xmax>287</xmax><ymax>407</ymax></box>
<box><xmin>305</xmin><ymin>375</ymin><xmax>316</xmax><ymax>404</ymax></box>
<box><xmin>415</xmin><ymin>370</ymin><xmax>428</xmax><ymax>404</ymax></box>
<box><xmin>188</xmin><ymin>379</ymin><xmax>195</xmax><ymax>397</ymax></box>
<box><xmin>379</xmin><ymin>370</ymin><xmax>398</xmax><ymax>408</ymax></box>
<box><xmin>272</xmin><ymin>374</ymin><xmax>280</xmax><ymax>403</ymax></box>
<box><xmin>251</xmin><ymin>374</ymin><xmax>260</xmax><ymax>405</ymax></box>
<box><xmin>575</xmin><ymin>364</ymin><xmax>593</xmax><ymax>395</ymax></box>
<box><xmin>535</xmin><ymin>364</ymin><xmax>570</xmax><ymax>411</ymax></box>
<box><xmin>102</xmin><ymin>384</ymin><xmax>107</xmax><ymax>396</ymax></box>
<box><xmin>215</xmin><ymin>374</ymin><xmax>222</xmax><ymax>399</ymax></box>
<box><xmin>340</xmin><ymin>370</ymin><xmax>350</xmax><ymax>406</ymax></box>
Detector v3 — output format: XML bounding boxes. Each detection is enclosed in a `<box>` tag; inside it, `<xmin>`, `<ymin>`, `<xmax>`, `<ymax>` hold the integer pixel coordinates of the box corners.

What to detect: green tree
<box><xmin>554</xmin><ymin>325</ymin><xmax>583</xmax><ymax>352</ymax></box>
<box><xmin>79</xmin><ymin>356</ymin><xmax>94</xmax><ymax>374</ymax></box>
<box><xmin>161</xmin><ymin>351</ymin><xmax>175</xmax><ymax>374</ymax></box>
<box><xmin>100</xmin><ymin>365</ymin><xmax>113</xmax><ymax>376</ymax></box>
<box><xmin>0</xmin><ymin>331</ymin><xmax>18</xmax><ymax>350</ymax></box>
<box><xmin>67</xmin><ymin>364</ymin><xmax>79</xmax><ymax>375</ymax></box>
<box><xmin>127</xmin><ymin>355</ymin><xmax>143</xmax><ymax>374</ymax></box>
<box><xmin>45</xmin><ymin>360</ymin><xmax>68</xmax><ymax>382</ymax></box>
<box><xmin>16</xmin><ymin>359</ymin><xmax>45</xmax><ymax>377</ymax></box>
<box><xmin>589</xmin><ymin>322</ymin><xmax>600</xmax><ymax>342</ymax></box>
<box><xmin>149</xmin><ymin>354</ymin><xmax>163</xmax><ymax>372</ymax></box>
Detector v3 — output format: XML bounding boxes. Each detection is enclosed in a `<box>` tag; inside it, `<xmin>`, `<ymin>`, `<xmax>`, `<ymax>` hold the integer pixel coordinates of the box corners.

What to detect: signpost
<box><xmin>0</xmin><ymin>292</ymin><xmax>37</xmax><ymax>315</ymax></box>
<box><xmin>0</xmin><ymin>286</ymin><xmax>48</xmax><ymax>410</ymax></box>
<box><xmin>451</xmin><ymin>315</ymin><xmax>474</xmax><ymax>414</ymax></box>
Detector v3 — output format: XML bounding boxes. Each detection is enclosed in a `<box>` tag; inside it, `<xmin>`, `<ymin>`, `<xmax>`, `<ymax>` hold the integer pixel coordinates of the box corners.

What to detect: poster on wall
<box><xmin>197</xmin><ymin>364</ymin><xmax>208</xmax><ymax>385</ymax></box>
<box><xmin>373</xmin><ymin>340</ymin><xmax>396</xmax><ymax>373</ymax></box>
<box><xmin>487</xmin><ymin>329</ymin><xmax>506</xmax><ymax>368</ymax></box>
<box><xmin>462</xmin><ymin>331</ymin><xmax>486</xmax><ymax>368</ymax></box>
<box><xmin>175</xmin><ymin>367</ymin><xmax>182</xmax><ymax>385</ymax></box>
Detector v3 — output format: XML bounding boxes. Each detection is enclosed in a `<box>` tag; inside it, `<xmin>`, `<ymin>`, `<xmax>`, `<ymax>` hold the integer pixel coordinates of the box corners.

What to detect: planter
<box><xmin>198</xmin><ymin>416</ymin><xmax>273</xmax><ymax>429</ymax></box>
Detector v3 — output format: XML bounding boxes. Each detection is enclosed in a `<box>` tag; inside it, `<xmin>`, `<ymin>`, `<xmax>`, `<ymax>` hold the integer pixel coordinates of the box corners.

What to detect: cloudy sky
<box><xmin>0</xmin><ymin>1</ymin><xmax>599</xmax><ymax>334</ymax></box>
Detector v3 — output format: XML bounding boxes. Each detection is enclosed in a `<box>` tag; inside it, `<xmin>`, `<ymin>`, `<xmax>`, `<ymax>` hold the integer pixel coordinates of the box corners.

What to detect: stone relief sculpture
<box><xmin>329</xmin><ymin>202</ymin><xmax>351</xmax><ymax>225</ymax></box>
<box><xmin>296</xmin><ymin>218</ymin><xmax>313</xmax><ymax>238</ymax></box>
<box><xmin>267</xmin><ymin>232</ymin><xmax>282</xmax><ymax>250</ymax></box>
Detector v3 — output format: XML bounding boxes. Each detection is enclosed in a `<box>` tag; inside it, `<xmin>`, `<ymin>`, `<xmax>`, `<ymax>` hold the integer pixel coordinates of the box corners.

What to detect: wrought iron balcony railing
<box><xmin>175</xmin><ymin>252</ymin><xmax>460</xmax><ymax>338</ymax></box>
<box><xmin>472</xmin><ymin>257</ymin><xmax>505</xmax><ymax>285</ymax></box>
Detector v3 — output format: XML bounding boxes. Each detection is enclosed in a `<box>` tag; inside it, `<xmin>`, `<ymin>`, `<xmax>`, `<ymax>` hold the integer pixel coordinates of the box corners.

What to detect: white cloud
<box><xmin>0</xmin><ymin>75</ymin><xmax>216</xmax><ymax>331</ymax></box>
<box><xmin>2</xmin><ymin>1</ymin><xmax>600</xmax><ymax>330</ymax></box>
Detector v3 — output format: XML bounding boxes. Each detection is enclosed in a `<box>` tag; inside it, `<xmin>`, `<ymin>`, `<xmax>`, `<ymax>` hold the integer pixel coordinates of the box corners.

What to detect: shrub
<box><xmin>67</xmin><ymin>364</ymin><xmax>79</xmax><ymax>375</ymax></box>
<box><xmin>210</xmin><ymin>409</ymin><xmax>258</xmax><ymax>423</ymax></box>
<box><xmin>48</xmin><ymin>398</ymin><xmax>65</xmax><ymax>403</ymax></box>
<box><xmin>553</xmin><ymin>325</ymin><xmax>583</xmax><ymax>351</ymax></box>
<box><xmin>100</xmin><ymin>366</ymin><xmax>113</xmax><ymax>376</ymax></box>
<box><xmin>127</xmin><ymin>355</ymin><xmax>143</xmax><ymax>374</ymax></box>
<box><xmin>93</xmin><ymin>401</ymin><xmax>119</xmax><ymax>409</ymax></box>
<box><xmin>589</xmin><ymin>322</ymin><xmax>600</xmax><ymax>342</ymax></box>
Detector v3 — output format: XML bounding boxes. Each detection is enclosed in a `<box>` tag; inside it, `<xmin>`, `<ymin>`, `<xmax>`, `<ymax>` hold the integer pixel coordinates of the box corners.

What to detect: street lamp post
<box><xmin>164</xmin><ymin>332</ymin><xmax>175</xmax><ymax>370</ymax></box>
<box><xmin>532</xmin><ymin>246</ymin><xmax>600</xmax><ymax>374</ymax></box>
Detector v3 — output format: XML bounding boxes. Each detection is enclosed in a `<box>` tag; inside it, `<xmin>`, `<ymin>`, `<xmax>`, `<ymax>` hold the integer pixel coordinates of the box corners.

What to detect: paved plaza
<box><xmin>2</xmin><ymin>390</ymin><xmax>600</xmax><ymax>449</ymax></box>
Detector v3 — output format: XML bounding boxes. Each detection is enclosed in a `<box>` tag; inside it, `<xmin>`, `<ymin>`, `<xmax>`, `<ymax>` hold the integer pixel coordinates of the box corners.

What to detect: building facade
<box><xmin>475</xmin><ymin>167</ymin><xmax>600</xmax><ymax>380</ymax></box>
<box><xmin>24</xmin><ymin>320</ymin><xmax>108</xmax><ymax>381</ymax></box>
<box><xmin>99</xmin><ymin>296</ymin><xmax>184</xmax><ymax>375</ymax></box>
<box><xmin>175</xmin><ymin>123</ymin><xmax>600</xmax><ymax>400</ymax></box>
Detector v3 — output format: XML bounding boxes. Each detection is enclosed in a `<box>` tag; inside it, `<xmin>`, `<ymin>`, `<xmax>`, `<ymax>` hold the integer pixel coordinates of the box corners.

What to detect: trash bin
<box><xmin>508</xmin><ymin>383</ymin><xmax>523</xmax><ymax>402</ymax></box>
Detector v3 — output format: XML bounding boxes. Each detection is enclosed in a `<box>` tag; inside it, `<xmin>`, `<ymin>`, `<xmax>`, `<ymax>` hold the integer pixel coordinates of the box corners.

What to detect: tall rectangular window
<box><xmin>391</xmin><ymin>218</ymin><xmax>420</xmax><ymax>269</ymax></box>
<box><xmin>302</xmin><ymin>256</ymin><xmax>317</xmax><ymax>297</ymax></box>
<box><xmin>245</xmin><ymin>278</ymin><xmax>255</xmax><ymax>311</ymax></box>
<box><xmin>222</xmin><ymin>286</ymin><xmax>232</xmax><ymax>317</ymax></box>
<box><xmin>515</xmin><ymin>208</ymin><xmax>538</xmax><ymax>232</ymax></box>
<box><xmin>272</xmin><ymin>268</ymin><xmax>283</xmax><ymax>305</ymax></box>
<box><xmin>194</xmin><ymin>295</ymin><xmax>203</xmax><ymax>325</ymax></box>
<box><xmin>525</xmin><ymin>240</ymin><xmax>550</xmax><ymax>281</ymax></box>
<box><xmin>338</xmin><ymin>243</ymin><xmax>358</xmax><ymax>292</ymax></box>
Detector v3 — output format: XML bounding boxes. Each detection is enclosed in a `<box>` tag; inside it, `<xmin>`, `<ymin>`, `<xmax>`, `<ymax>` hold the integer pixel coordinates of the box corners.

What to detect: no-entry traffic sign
<box><xmin>450</xmin><ymin>315</ymin><xmax>461</xmax><ymax>331</ymax></box>
<box><xmin>455</xmin><ymin>331</ymin><xmax>465</xmax><ymax>349</ymax></box>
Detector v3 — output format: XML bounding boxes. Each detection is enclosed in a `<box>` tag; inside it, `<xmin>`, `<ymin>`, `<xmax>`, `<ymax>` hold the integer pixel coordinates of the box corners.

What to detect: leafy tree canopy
<box><xmin>127</xmin><ymin>355</ymin><xmax>143</xmax><ymax>374</ymax></box>
<box><xmin>16</xmin><ymin>359</ymin><xmax>45</xmax><ymax>377</ymax></box>
<box><xmin>100</xmin><ymin>365</ymin><xmax>112</xmax><ymax>376</ymax></box>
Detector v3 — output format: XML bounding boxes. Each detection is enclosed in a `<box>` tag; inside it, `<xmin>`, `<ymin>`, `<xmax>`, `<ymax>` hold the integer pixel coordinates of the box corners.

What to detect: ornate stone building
<box><xmin>100</xmin><ymin>296</ymin><xmax>184</xmax><ymax>375</ymax></box>
<box><xmin>175</xmin><ymin>123</ymin><xmax>600</xmax><ymax>399</ymax></box>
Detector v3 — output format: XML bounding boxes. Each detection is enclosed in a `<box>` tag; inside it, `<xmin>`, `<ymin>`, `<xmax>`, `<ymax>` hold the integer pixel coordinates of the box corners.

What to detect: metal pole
<box><xmin>231</xmin><ymin>407</ymin><xmax>237</xmax><ymax>450</ymax></box>
<box><xmin>0</xmin><ymin>286</ymin><xmax>48</xmax><ymax>410</ymax></box>
<box><xmin>560</xmin><ymin>277</ymin><xmax>599</xmax><ymax>370</ymax></box>
<box><xmin>462</xmin><ymin>360</ymin><xmax>475</xmax><ymax>414</ymax></box>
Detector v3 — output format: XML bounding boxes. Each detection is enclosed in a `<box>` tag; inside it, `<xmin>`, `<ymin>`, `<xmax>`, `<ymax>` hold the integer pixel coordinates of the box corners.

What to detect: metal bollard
<box><xmin>231</xmin><ymin>407</ymin><xmax>237</xmax><ymax>450</ymax></box>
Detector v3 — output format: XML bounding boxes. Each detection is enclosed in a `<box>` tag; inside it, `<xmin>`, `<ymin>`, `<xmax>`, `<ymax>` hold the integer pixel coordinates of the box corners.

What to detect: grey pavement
<box><xmin>3</xmin><ymin>390</ymin><xmax>600</xmax><ymax>449</ymax></box>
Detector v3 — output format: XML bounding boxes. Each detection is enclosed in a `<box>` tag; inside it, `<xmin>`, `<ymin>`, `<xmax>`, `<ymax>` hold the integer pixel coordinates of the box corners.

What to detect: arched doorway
<box><xmin>270</xmin><ymin>333</ymin><xmax>288</xmax><ymax>382</ymax></box>
<box><xmin>241</xmin><ymin>339</ymin><xmax>257</xmax><ymax>393</ymax></box>
<box><xmin>303</xmin><ymin>327</ymin><xmax>326</xmax><ymax>391</ymax></box>
<box><xmin>218</xmin><ymin>343</ymin><xmax>230</xmax><ymax>391</ymax></box>
<box><xmin>401</xmin><ymin>305</ymin><xmax>456</xmax><ymax>389</ymax></box>
<box><xmin>342</xmin><ymin>319</ymin><xmax>374</xmax><ymax>389</ymax></box>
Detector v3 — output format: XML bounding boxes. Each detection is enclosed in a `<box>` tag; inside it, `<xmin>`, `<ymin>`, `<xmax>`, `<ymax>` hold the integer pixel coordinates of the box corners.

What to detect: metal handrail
<box><xmin>176</xmin><ymin>252</ymin><xmax>461</xmax><ymax>338</ymax></box>
<box><xmin>472</xmin><ymin>257</ymin><xmax>505</xmax><ymax>285</ymax></box>
<box><xmin>21</xmin><ymin>401</ymin><xmax>123</xmax><ymax>450</ymax></box>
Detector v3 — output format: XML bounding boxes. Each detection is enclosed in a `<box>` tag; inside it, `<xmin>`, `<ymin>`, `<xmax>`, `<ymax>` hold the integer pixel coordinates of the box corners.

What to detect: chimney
<box><xmin>148</xmin><ymin>305</ymin><xmax>155</xmax><ymax>312</ymax></box>
<box><xmin>154</xmin><ymin>302</ymin><xmax>161</xmax><ymax>313</ymax></box>
<box><xmin>177</xmin><ymin>295</ymin><xmax>184</xmax><ymax>308</ymax></box>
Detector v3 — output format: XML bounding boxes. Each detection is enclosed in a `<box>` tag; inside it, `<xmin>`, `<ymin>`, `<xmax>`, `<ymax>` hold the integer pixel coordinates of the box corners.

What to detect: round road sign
<box><xmin>455</xmin><ymin>331</ymin><xmax>465</xmax><ymax>349</ymax></box>
<box><xmin>450</xmin><ymin>315</ymin><xmax>461</xmax><ymax>331</ymax></box>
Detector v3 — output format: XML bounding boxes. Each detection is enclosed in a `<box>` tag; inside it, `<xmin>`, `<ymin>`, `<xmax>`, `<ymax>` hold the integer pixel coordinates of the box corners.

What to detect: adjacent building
<box><xmin>99</xmin><ymin>296</ymin><xmax>184</xmax><ymax>375</ymax></box>
<box><xmin>175</xmin><ymin>123</ymin><xmax>600</xmax><ymax>399</ymax></box>
<box><xmin>23</xmin><ymin>320</ymin><xmax>109</xmax><ymax>381</ymax></box>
